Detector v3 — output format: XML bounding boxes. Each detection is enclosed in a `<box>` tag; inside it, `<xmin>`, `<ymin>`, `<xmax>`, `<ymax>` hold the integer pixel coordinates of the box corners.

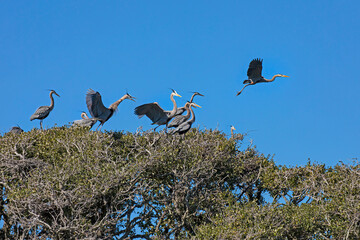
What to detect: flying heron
<box><xmin>86</xmin><ymin>89</ymin><xmax>136</xmax><ymax>131</ymax></box>
<box><xmin>171</xmin><ymin>102</ymin><xmax>201</xmax><ymax>135</ymax></box>
<box><xmin>72</xmin><ymin>111</ymin><xmax>98</xmax><ymax>128</ymax></box>
<box><xmin>174</xmin><ymin>92</ymin><xmax>204</xmax><ymax>115</ymax></box>
<box><xmin>30</xmin><ymin>90</ymin><xmax>60</xmax><ymax>129</ymax></box>
<box><xmin>134</xmin><ymin>89</ymin><xmax>182</xmax><ymax>131</ymax></box>
<box><xmin>236</xmin><ymin>58</ymin><xmax>289</xmax><ymax>96</ymax></box>
<box><xmin>168</xmin><ymin>101</ymin><xmax>200</xmax><ymax>128</ymax></box>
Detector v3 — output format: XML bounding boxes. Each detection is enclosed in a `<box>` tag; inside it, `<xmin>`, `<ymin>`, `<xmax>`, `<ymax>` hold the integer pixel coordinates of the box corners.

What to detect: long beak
<box><xmin>282</xmin><ymin>75</ymin><xmax>290</xmax><ymax>78</ymax></box>
<box><xmin>176</xmin><ymin>93</ymin><xmax>182</xmax><ymax>98</ymax></box>
<box><xmin>193</xmin><ymin>103</ymin><xmax>201</xmax><ymax>108</ymax></box>
<box><xmin>130</xmin><ymin>97</ymin><xmax>136</xmax><ymax>102</ymax></box>
<box><xmin>55</xmin><ymin>92</ymin><xmax>60</xmax><ymax>97</ymax></box>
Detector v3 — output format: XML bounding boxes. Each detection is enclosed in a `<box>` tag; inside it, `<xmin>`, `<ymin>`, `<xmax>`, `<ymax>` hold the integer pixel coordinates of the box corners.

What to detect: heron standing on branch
<box><xmin>72</xmin><ymin>111</ymin><xmax>98</xmax><ymax>128</ymax></box>
<box><xmin>236</xmin><ymin>58</ymin><xmax>289</xmax><ymax>96</ymax></box>
<box><xmin>168</xmin><ymin>101</ymin><xmax>200</xmax><ymax>128</ymax></box>
<box><xmin>86</xmin><ymin>89</ymin><xmax>136</xmax><ymax>131</ymax></box>
<box><xmin>134</xmin><ymin>89</ymin><xmax>182</xmax><ymax>132</ymax></box>
<box><xmin>171</xmin><ymin>102</ymin><xmax>201</xmax><ymax>135</ymax></box>
<box><xmin>30</xmin><ymin>90</ymin><xmax>60</xmax><ymax>130</ymax></box>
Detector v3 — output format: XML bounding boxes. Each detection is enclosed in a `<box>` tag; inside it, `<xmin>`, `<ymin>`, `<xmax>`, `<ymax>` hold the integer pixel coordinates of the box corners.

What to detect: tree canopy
<box><xmin>1</xmin><ymin>127</ymin><xmax>359</xmax><ymax>239</ymax></box>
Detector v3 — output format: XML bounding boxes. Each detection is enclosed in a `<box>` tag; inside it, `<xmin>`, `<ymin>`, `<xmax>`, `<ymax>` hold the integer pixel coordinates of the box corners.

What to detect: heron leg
<box><xmin>236</xmin><ymin>83</ymin><xmax>251</xmax><ymax>96</ymax></box>
<box><xmin>40</xmin><ymin>120</ymin><xmax>43</xmax><ymax>130</ymax></box>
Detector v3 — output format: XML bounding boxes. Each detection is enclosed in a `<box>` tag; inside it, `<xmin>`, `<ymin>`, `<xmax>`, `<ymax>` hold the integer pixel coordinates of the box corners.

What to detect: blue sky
<box><xmin>0</xmin><ymin>1</ymin><xmax>359</xmax><ymax>166</ymax></box>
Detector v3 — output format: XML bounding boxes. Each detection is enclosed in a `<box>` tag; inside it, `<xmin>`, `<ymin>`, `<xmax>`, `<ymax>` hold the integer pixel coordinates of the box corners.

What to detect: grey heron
<box><xmin>134</xmin><ymin>89</ymin><xmax>182</xmax><ymax>131</ymax></box>
<box><xmin>174</xmin><ymin>92</ymin><xmax>204</xmax><ymax>115</ymax></box>
<box><xmin>168</xmin><ymin>101</ymin><xmax>200</xmax><ymax>128</ymax></box>
<box><xmin>9</xmin><ymin>126</ymin><xmax>24</xmax><ymax>134</ymax></box>
<box><xmin>72</xmin><ymin>112</ymin><xmax>98</xmax><ymax>128</ymax></box>
<box><xmin>86</xmin><ymin>89</ymin><xmax>136</xmax><ymax>131</ymax></box>
<box><xmin>236</xmin><ymin>58</ymin><xmax>289</xmax><ymax>96</ymax></box>
<box><xmin>171</xmin><ymin>102</ymin><xmax>201</xmax><ymax>135</ymax></box>
<box><xmin>30</xmin><ymin>90</ymin><xmax>60</xmax><ymax>129</ymax></box>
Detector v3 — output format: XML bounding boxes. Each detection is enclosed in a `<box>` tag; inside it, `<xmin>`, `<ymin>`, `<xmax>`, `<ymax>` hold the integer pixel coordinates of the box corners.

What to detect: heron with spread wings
<box><xmin>134</xmin><ymin>89</ymin><xmax>182</xmax><ymax>131</ymax></box>
<box><xmin>30</xmin><ymin>90</ymin><xmax>60</xmax><ymax>130</ymax></box>
<box><xmin>86</xmin><ymin>89</ymin><xmax>136</xmax><ymax>131</ymax></box>
<box><xmin>171</xmin><ymin>102</ymin><xmax>201</xmax><ymax>135</ymax></box>
<box><xmin>236</xmin><ymin>58</ymin><xmax>289</xmax><ymax>96</ymax></box>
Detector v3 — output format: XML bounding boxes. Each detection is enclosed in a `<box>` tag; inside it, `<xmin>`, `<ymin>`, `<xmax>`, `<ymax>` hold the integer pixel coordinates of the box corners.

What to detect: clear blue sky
<box><xmin>0</xmin><ymin>1</ymin><xmax>359</xmax><ymax>166</ymax></box>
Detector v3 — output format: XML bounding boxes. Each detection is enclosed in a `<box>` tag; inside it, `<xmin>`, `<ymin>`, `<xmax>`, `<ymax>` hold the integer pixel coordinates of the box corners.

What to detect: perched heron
<box><xmin>30</xmin><ymin>90</ymin><xmax>60</xmax><ymax>129</ymax></box>
<box><xmin>171</xmin><ymin>102</ymin><xmax>201</xmax><ymax>135</ymax></box>
<box><xmin>168</xmin><ymin>101</ymin><xmax>200</xmax><ymax>128</ymax></box>
<box><xmin>174</xmin><ymin>92</ymin><xmax>204</xmax><ymax>115</ymax></box>
<box><xmin>9</xmin><ymin>126</ymin><xmax>24</xmax><ymax>134</ymax></box>
<box><xmin>236</xmin><ymin>58</ymin><xmax>289</xmax><ymax>96</ymax></box>
<box><xmin>72</xmin><ymin>111</ymin><xmax>98</xmax><ymax>128</ymax></box>
<box><xmin>230</xmin><ymin>125</ymin><xmax>236</xmax><ymax>138</ymax></box>
<box><xmin>134</xmin><ymin>89</ymin><xmax>182</xmax><ymax>131</ymax></box>
<box><xmin>86</xmin><ymin>89</ymin><xmax>136</xmax><ymax>131</ymax></box>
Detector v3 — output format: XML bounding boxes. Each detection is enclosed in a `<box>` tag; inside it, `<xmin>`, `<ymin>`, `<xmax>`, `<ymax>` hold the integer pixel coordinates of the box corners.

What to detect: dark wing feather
<box><xmin>172</xmin><ymin>121</ymin><xmax>192</xmax><ymax>135</ymax></box>
<box><xmin>168</xmin><ymin>115</ymin><xmax>188</xmax><ymax>128</ymax></box>
<box><xmin>247</xmin><ymin>58</ymin><xmax>263</xmax><ymax>79</ymax></box>
<box><xmin>86</xmin><ymin>89</ymin><xmax>111</xmax><ymax>118</ymax></box>
<box><xmin>30</xmin><ymin>106</ymin><xmax>51</xmax><ymax>120</ymax></box>
<box><xmin>134</xmin><ymin>103</ymin><xmax>168</xmax><ymax>124</ymax></box>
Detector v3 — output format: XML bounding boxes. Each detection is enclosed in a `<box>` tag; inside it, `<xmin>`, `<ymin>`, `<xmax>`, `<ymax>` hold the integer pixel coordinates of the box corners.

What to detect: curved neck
<box><xmin>190</xmin><ymin>93</ymin><xmax>197</xmax><ymax>103</ymax></box>
<box><xmin>265</xmin><ymin>74</ymin><xmax>281</xmax><ymax>82</ymax></box>
<box><xmin>81</xmin><ymin>112</ymin><xmax>89</xmax><ymax>119</ymax></box>
<box><xmin>188</xmin><ymin>105</ymin><xmax>196</xmax><ymax>123</ymax></box>
<box><xmin>49</xmin><ymin>91</ymin><xmax>55</xmax><ymax>110</ymax></box>
<box><xmin>184</xmin><ymin>104</ymin><xmax>191</xmax><ymax>118</ymax></box>
<box><xmin>109</xmin><ymin>94</ymin><xmax>128</xmax><ymax>111</ymax></box>
<box><xmin>169</xmin><ymin>93</ymin><xmax>178</xmax><ymax>117</ymax></box>
<box><xmin>231</xmin><ymin>128</ymin><xmax>234</xmax><ymax>137</ymax></box>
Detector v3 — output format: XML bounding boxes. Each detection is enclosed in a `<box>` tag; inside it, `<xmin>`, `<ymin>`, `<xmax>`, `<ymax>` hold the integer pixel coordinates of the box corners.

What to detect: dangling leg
<box><xmin>236</xmin><ymin>83</ymin><xmax>252</xmax><ymax>96</ymax></box>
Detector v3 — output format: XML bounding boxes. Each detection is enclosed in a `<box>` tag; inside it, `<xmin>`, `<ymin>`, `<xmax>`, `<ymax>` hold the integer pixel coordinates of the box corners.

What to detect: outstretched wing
<box><xmin>247</xmin><ymin>58</ymin><xmax>263</xmax><ymax>80</ymax></box>
<box><xmin>86</xmin><ymin>89</ymin><xmax>111</xmax><ymax>118</ymax></box>
<box><xmin>134</xmin><ymin>102</ymin><xmax>168</xmax><ymax>124</ymax></box>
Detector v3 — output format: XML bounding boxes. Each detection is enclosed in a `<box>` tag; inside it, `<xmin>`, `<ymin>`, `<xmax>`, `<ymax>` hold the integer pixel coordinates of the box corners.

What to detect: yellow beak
<box><xmin>282</xmin><ymin>75</ymin><xmax>290</xmax><ymax>78</ymax></box>
<box><xmin>193</xmin><ymin>103</ymin><xmax>201</xmax><ymax>108</ymax></box>
<box><xmin>176</xmin><ymin>93</ymin><xmax>182</xmax><ymax>97</ymax></box>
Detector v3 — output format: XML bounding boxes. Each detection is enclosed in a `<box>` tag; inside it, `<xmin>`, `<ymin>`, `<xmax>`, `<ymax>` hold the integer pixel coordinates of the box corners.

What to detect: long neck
<box><xmin>188</xmin><ymin>105</ymin><xmax>196</xmax><ymax>123</ymax></box>
<box><xmin>81</xmin><ymin>112</ymin><xmax>89</xmax><ymax>119</ymax></box>
<box><xmin>184</xmin><ymin>104</ymin><xmax>191</xmax><ymax>118</ymax></box>
<box><xmin>190</xmin><ymin>93</ymin><xmax>196</xmax><ymax>103</ymax></box>
<box><xmin>49</xmin><ymin>92</ymin><xmax>55</xmax><ymax>110</ymax></box>
<box><xmin>265</xmin><ymin>74</ymin><xmax>281</xmax><ymax>82</ymax></box>
<box><xmin>169</xmin><ymin>93</ymin><xmax>178</xmax><ymax>117</ymax></box>
<box><xmin>109</xmin><ymin>95</ymin><xmax>127</xmax><ymax>111</ymax></box>
<box><xmin>231</xmin><ymin>128</ymin><xmax>234</xmax><ymax>138</ymax></box>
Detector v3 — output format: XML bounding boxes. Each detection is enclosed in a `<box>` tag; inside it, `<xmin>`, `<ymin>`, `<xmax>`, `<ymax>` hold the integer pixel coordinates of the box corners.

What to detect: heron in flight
<box><xmin>30</xmin><ymin>90</ymin><xmax>60</xmax><ymax>129</ymax></box>
<box><xmin>134</xmin><ymin>89</ymin><xmax>182</xmax><ymax>131</ymax></box>
<box><xmin>168</xmin><ymin>101</ymin><xmax>200</xmax><ymax>128</ymax></box>
<box><xmin>174</xmin><ymin>92</ymin><xmax>204</xmax><ymax>115</ymax></box>
<box><xmin>86</xmin><ymin>89</ymin><xmax>136</xmax><ymax>131</ymax></box>
<box><xmin>171</xmin><ymin>102</ymin><xmax>201</xmax><ymax>135</ymax></box>
<box><xmin>236</xmin><ymin>58</ymin><xmax>289</xmax><ymax>96</ymax></box>
<box><xmin>72</xmin><ymin>111</ymin><xmax>98</xmax><ymax>128</ymax></box>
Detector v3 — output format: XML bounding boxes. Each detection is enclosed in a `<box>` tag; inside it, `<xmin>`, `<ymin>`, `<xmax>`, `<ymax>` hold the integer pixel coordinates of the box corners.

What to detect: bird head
<box><xmin>171</xmin><ymin>89</ymin><xmax>182</xmax><ymax>98</ymax></box>
<box><xmin>125</xmin><ymin>92</ymin><xmax>136</xmax><ymax>102</ymax></box>
<box><xmin>230</xmin><ymin>125</ymin><xmax>236</xmax><ymax>131</ymax></box>
<box><xmin>278</xmin><ymin>74</ymin><xmax>290</xmax><ymax>78</ymax></box>
<box><xmin>192</xmin><ymin>91</ymin><xmax>204</xmax><ymax>97</ymax></box>
<box><xmin>190</xmin><ymin>102</ymin><xmax>201</xmax><ymax>108</ymax></box>
<box><xmin>49</xmin><ymin>89</ymin><xmax>60</xmax><ymax>97</ymax></box>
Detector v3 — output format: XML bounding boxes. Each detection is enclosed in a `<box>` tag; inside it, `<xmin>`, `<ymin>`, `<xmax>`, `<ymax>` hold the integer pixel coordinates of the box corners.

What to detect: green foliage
<box><xmin>0</xmin><ymin>127</ymin><xmax>359</xmax><ymax>239</ymax></box>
